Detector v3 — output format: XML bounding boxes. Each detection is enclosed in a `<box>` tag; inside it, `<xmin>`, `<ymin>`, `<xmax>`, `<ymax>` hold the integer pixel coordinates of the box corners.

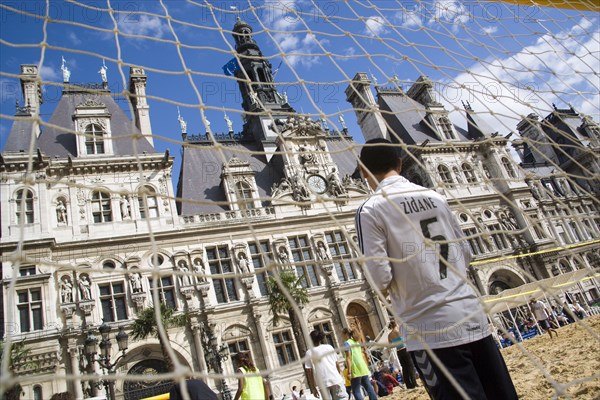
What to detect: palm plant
<box><xmin>131</xmin><ymin>304</ymin><xmax>189</xmax><ymax>372</ymax></box>
<box><xmin>266</xmin><ymin>269</ymin><xmax>310</xmax><ymax>359</ymax></box>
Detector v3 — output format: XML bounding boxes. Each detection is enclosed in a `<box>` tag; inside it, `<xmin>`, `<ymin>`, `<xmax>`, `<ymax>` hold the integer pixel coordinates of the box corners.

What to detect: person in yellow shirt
<box><xmin>233</xmin><ymin>352</ymin><xmax>270</xmax><ymax>400</ymax></box>
<box><xmin>342</xmin><ymin>328</ymin><xmax>377</xmax><ymax>400</ymax></box>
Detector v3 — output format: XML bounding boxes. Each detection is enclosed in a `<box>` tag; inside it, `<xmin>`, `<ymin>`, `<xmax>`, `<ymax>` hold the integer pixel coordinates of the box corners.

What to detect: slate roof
<box><xmin>465</xmin><ymin>107</ymin><xmax>498</xmax><ymax>139</ymax></box>
<box><xmin>3</xmin><ymin>119</ymin><xmax>37</xmax><ymax>153</ymax></box>
<box><xmin>36</xmin><ymin>87</ymin><xmax>155</xmax><ymax>157</ymax></box>
<box><xmin>177</xmin><ymin>135</ymin><xmax>358</xmax><ymax>216</ymax></box>
<box><xmin>376</xmin><ymin>89</ymin><xmax>470</xmax><ymax>144</ymax></box>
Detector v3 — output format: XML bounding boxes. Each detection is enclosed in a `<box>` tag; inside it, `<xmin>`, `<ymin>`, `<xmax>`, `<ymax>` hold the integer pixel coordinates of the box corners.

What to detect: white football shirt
<box><xmin>355</xmin><ymin>176</ymin><xmax>490</xmax><ymax>351</ymax></box>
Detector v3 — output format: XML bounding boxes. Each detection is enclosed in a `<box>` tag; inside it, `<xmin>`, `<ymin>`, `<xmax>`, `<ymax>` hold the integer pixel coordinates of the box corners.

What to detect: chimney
<box><xmin>345</xmin><ymin>72</ymin><xmax>388</xmax><ymax>142</ymax></box>
<box><xmin>129</xmin><ymin>67</ymin><xmax>154</xmax><ymax>146</ymax></box>
<box><xmin>19</xmin><ymin>65</ymin><xmax>43</xmax><ymax>115</ymax></box>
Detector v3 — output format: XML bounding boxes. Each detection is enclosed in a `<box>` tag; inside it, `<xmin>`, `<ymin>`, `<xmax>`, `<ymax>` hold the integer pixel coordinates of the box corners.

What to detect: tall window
<box><xmin>33</xmin><ymin>386</ymin><xmax>43</xmax><ymax>400</ymax></box>
<box><xmin>462</xmin><ymin>163</ymin><xmax>477</xmax><ymax>184</ymax></box>
<box><xmin>463</xmin><ymin>228</ymin><xmax>486</xmax><ymax>255</ymax></box>
<box><xmin>249</xmin><ymin>241</ymin><xmax>272</xmax><ymax>297</ymax></box>
<box><xmin>569</xmin><ymin>222</ymin><xmax>582</xmax><ymax>241</ymax></box>
<box><xmin>15</xmin><ymin>189</ymin><xmax>34</xmax><ymax>224</ymax></box>
<box><xmin>85</xmin><ymin>124</ymin><xmax>105</xmax><ymax>154</ymax></box>
<box><xmin>228</xmin><ymin>340</ymin><xmax>249</xmax><ymax>371</ymax></box>
<box><xmin>99</xmin><ymin>282</ymin><xmax>128</xmax><ymax>322</ymax></box>
<box><xmin>139</xmin><ymin>186</ymin><xmax>159</xmax><ymax>219</ymax></box>
<box><xmin>325</xmin><ymin>231</ymin><xmax>356</xmax><ymax>282</ymax></box>
<box><xmin>18</xmin><ymin>288</ymin><xmax>43</xmax><ymax>332</ymax></box>
<box><xmin>206</xmin><ymin>246</ymin><xmax>238</xmax><ymax>303</ymax></box>
<box><xmin>235</xmin><ymin>181</ymin><xmax>254</xmax><ymax>210</ymax></box>
<box><xmin>312</xmin><ymin>321</ymin><xmax>335</xmax><ymax>347</ymax></box>
<box><xmin>149</xmin><ymin>276</ymin><xmax>177</xmax><ymax>309</ymax></box>
<box><xmin>488</xmin><ymin>224</ymin><xmax>509</xmax><ymax>250</ymax></box>
<box><xmin>437</xmin><ymin>165</ymin><xmax>453</xmax><ymax>186</ymax></box>
<box><xmin>91</xmin><ymin>191</ymin><xmax>112</xmax><ymax>223</ymax></box>
<box><xmin>288</xmin><ymin>235</ymin><xmax>319</xmax><ymax>288</ymax></box>
<box><xmin>501</xmin><ymin>157</ymin><xmax>517</xmax><ymax>178</ymax></box>
<box><xmin>273</xmin><ymin>330</ymin><xmax>297</xmax><ymax>366</ymax></box>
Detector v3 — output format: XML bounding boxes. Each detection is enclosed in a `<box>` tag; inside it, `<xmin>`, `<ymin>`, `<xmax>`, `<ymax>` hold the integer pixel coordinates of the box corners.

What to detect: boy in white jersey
<box><xmin>355</xmin><ymin>138</ymin><xmax>517</xmax><ymax>399</ymax></box>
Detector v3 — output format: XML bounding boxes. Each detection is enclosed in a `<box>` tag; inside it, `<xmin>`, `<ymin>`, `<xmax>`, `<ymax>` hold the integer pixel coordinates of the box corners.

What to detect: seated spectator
<box><xmin>381</xmin><ymin>367</ymin><xmax>400</xmax><ymax>393</ymax></box>
<box><xmin>573</xmin><ymin>302</ymin><xmax>588</xmax><ymax>319</ymax></box>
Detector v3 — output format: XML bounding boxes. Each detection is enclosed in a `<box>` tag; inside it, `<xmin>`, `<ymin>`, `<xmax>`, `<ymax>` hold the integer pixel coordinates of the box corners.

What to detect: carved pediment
<box><xmin>77</xmin><ymin>99</ymin><xmax>107</xmax><ymax>108</ymax></box>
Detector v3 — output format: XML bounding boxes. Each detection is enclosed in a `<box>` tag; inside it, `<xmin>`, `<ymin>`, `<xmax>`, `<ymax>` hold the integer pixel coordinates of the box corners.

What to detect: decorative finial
<box><xmin>177</xmin><ymin>106</ymin><xmax>187</xmax><ymax>134</ymax></box>
<box><xmin>99</xmin><ymin>59</ymin><xmax>108</xmax><ymax>83</ymax></box>
<box><xmin>203</xmin><ymin>115</ymin><xmax>211</xmax><ymax>133</ymax></box>
<box><xmin>338</xmin><ymin>113</ymin><xmax>347</xmax><ymax>130</ymax></box>
<box><xmin>369</xmin><ymin>68</ymin><xmax>378</xmax><ymax>85</ymax></box>
<box><xmin>320</xmin><ymin>117</ymin><xmax>329</xmax><ymax>131</ymax></box>
<box><xmin>61</xmin><ymin>56</ymin><xmax>71</xmax><ymax>83</ymax></box>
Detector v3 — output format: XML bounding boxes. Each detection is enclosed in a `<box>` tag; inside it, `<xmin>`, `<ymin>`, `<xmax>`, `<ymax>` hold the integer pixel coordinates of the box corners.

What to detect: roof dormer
<box><xmin>221</xmin><ymin>156</ymin><xmax>261</xmax><ymax>211</ymax></box>
<box><xmin>73</xmin><ymin>99</ymin><xmax>113</xmax><ymax>156</ymax></box>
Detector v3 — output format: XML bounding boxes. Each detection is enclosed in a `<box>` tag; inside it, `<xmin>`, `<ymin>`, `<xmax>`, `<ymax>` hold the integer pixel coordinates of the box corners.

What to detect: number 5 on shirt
<box><xmin>420</xmin><ymin>217</ymin><xmax>449</xmax><ymax>279</ymax></box>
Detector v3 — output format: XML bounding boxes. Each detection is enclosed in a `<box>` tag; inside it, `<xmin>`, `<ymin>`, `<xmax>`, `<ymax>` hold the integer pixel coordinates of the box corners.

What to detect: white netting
<box><xmin>1</xmin><ymin>1</ymin><xmax>599</xmax><ymax>400</ymax></box>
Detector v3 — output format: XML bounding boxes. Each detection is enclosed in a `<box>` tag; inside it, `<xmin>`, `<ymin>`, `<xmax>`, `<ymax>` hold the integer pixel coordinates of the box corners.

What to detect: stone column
<box><xmin>369</xmin><ymin>289</ymin><xmax>389</xmax><ymax>332</ymax></box>
<box><xmin>68</xmin><ymin>346</ymin><xmax>84</xmax><ymax>400</ymax></box>
<box><xmin>334</xmin><ymin>296</ymin><xmax>349</xmax><ymax>330</ymax></box>
<box><xmin>251</xmin><ymin>310</ymin><xmax>273</xmax><ymax>372</ymax></box>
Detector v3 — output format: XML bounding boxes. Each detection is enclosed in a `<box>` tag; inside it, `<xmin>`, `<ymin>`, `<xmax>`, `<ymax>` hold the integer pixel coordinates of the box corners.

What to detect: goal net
<box><xmin>1</xmin><ymin>1</ymin><xmax>599</xmax><ymax>400</ymax></box>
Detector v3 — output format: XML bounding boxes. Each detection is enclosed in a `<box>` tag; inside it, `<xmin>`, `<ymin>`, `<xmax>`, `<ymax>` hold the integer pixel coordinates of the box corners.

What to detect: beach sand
<box><xmin>387</xmin><ymin>314</ymin><xmax>600</xmax><ymax>399</ymax></box>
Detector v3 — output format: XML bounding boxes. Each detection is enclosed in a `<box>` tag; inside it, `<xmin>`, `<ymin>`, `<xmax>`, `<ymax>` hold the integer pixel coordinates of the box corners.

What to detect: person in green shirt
<box><xmin>233</xmin><ymin>351</ymin><xmax>270</xmax><ymax>400</ymax></box>
<box><xmin>342</xmin><ymin>328</ymin><xmax>378</xmax><ymax>400</ymax></box>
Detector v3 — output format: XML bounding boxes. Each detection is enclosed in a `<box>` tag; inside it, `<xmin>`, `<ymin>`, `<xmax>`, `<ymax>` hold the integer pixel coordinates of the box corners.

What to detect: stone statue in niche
<box><xmin>56</xmin><ymin>199</ymin><xmax>68</xmax><ymax>224</ymax></box>
<box><xmin>78</xmin><ymin>274</ymin><xmax>92</xmax><ymax>301</ymax></box>
<box><xmin>120</xmin><ymin>196</ymin><xmax>130</xmax><ymax>219</ymax></box>
<box><xmin>177</xmin><ymin>260</ymin><xmax>193</xmax><ymax>286</ymax></box>
<box><xmin>316</xmin><ymin>241</ymin><xmax>330</xmax><ymax>260</ymax></box>
<box><xmin>193</xmin><ymin>257</ymin><xmax>207</xmax><ymax>282</ymax></box>
<box><xmin>129</xmin><ymin>272</ymin><xmax>143</xmax><ymax>293</ymax></box>
<box><xmin>328</xmin><ymin>168</ymin><xmax>345</xmax><ymax>196</ymax></box>
<box><xmin>60</xmin><ymin>276</ymin><xmax>73</xmax><ymax>303</ymax></box>
<box><xmin>277</xmin><ymin>246</ymin><xmax>289</xmax><ymax>264</ymax></box>
<box><xmin>237</xmin><ymin>252</ymin><xmax>250</xmax><ymax>274</ymax></box>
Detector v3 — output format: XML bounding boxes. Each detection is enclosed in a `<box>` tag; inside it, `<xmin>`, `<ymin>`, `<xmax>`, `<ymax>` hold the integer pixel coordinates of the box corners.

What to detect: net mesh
<box><xmin>1</xmin><ymin>0</ymin><xmax>599</xmax><ymax>399</ymax></box>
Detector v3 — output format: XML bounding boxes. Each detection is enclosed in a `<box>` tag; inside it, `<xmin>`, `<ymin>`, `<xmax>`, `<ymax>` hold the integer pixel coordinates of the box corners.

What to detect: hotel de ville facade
<box><xmin>2</xmin><ymin>18</ymin><xmax>599</xmax><ymax>400</ymax></box>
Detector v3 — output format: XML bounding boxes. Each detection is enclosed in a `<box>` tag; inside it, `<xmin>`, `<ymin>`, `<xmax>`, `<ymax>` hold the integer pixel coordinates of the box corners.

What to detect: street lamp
<box><xmin>84</xmin><ymin>322</ymin><xmax>129</xmax><ymax>400</ymax></box>
<box><xmin>200</xmin><ymin>323</ymin><xmax>232</xmax><ymax>400</ymax></box>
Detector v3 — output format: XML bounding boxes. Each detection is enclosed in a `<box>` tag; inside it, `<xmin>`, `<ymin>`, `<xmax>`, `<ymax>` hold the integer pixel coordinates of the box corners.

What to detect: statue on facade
<box><xmin>178</xmin><ymin>260</ymin><xmax>193</xmax><ymax>286</ymax></box>
<box><xmin>193</xmin><ymin>257</ymin><xmax>207</xmax><ymax>282</ymax></box>
<box><xmin>237</xmin><ymin>252</ymin><xmax>250</xmax><ymax>274</ymax></box>
<box><xmin>248</xmin><ymin>89</ymin><xmax>259</xmax><ymax>105</ymax></box>
<box><xmin>316</xmin><ymin>241</ymin><xmax>330</xmax><ymax>260</ymax></box>
<box><xmin>61</xmin><ymin>56</ymin><xmax>71</xmax><ymax>83</ymax></box>
<box><xmin>60</xmin><ymin>277</ymin><xmax>73</xmax><ymax>303</ymax></box>
<box><xmin>98</xmin><ymin>59</ymin><xmax>108</xmax><ymax>83</ymax></box>
<box><xmin>328</xmin><ymin>168</ymin><xmax>345</xmax><ymax>196</ymax></box>
<box><xmin>129</xmin><ymin>272</ymin><xmax>143</xmax><ymax>293</ymax></box>
<box><xmin>298</xmin><ymin>144</ymin><xmax>316</xmax><ymax>165</ymax></box>
<box><xmin>528</xmin><ymin>181</ymin><xmax>541</xmax><ymax>199</ymax></box>
<box><xmin>224</xmin><ymin>112</ymin><xmax>233</xmax><ymax>133</ymax></box>
<box><xmin>291</xmin><ymin>174</ymin><xmax>310</xmax><ymax>201</ymax></box>
<box><xmin>277</xmin><ymin>246</ymin><xmax>289</xmax><ymax>264</ymax></box>
<box><xmin>177</xmin><ymin>106</ymin><xmax>187</xmax><ymax>134</ymax></box>
<box><xmin>78</xmin><ymin>275</ymin><xmax>92</xmax><ymax>301</ymax></box>
<box><xmin>56</xmin><ymin>199</ymin><xmax>68</xmax><ymax>224</ymax></box>
<box><xmin>338</xmin><ymin>113</ymin><xmax>347</xmax><ymax>130</ymax></box>
<box><xmin>120</xmin><ymin>195</ymin><xmax>130</xmax><ymax>219</ymax></box>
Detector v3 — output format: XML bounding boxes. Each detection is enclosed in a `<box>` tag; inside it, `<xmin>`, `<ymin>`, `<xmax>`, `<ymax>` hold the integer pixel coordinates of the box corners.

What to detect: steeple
<box><xmin>231</xmin><ymin>18</ymin><xmax>293</xmax><ymax>115</ymax></box>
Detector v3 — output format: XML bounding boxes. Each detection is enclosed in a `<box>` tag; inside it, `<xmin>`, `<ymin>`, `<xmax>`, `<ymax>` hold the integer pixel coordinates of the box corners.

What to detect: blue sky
<box><xmin>1</xmin><ymin>1</ymin><xmax>598</xmax><ymax>179</ymax></box>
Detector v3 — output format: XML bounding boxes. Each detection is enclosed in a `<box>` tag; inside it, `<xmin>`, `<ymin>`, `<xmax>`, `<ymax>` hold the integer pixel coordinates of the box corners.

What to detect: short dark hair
<box><xmin>359</xmin><ymin>138</ymin><xmax>401</xmax><ymax>174</ymax></box>
<box><xmin>310</xmin><ymin>329</ymin><xmax>324</xmax><ymax>345</ymax></box>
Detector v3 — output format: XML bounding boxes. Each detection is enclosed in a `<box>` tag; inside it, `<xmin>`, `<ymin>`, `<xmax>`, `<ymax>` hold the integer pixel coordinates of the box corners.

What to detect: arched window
<box><xmin>437</xmin><ymin>165</ymin><xmax>453</xmax><ymax>186</ymax></box>
<box><xmin>138</xmin><ymin>185</ymin><xmax>159</xmax><ymax>219</ymax></box>
<box><xmin>501</xmin><ymin>157</ymin><xmax>516</xmax><ymax>178</ymax></box>
<box><xmin>15</xmin><ymin>188</ymin><xmax>34</xmax><ymax>224</ymax></box>
<box><xmin>91</xmin><ymin>191</ymin><xmax>112</xmax><ymax>223</ymax></box>
<box><xmin>33</xmin><ymin>385</ymin><xmax>43</xmax><ymax>400</ymax></box>
<box><xmin>462</xmin><ymin>163</ymin><xmax>477</xmax><ymax>183</ymax></box>
<box><xmin>85</xmin><ymin>124</ymin><xmax>105</xmax><ymax>155</ymax></box>
<box><xmin>235</xmin><ymin>181</ymin><xmax>254</xmax><ymax>210</ymax></box>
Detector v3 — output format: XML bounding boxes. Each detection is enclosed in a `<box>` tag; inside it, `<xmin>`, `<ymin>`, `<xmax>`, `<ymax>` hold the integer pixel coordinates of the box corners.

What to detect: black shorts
<box><xmin>410</xmin><ymin>335</ymin><xmax>518</xmax><ymax>400</ymax></box>
<box><xmin>538</xmin><ymin>319</ymin><xmax>551</xmax><ymax>330</ymax></box>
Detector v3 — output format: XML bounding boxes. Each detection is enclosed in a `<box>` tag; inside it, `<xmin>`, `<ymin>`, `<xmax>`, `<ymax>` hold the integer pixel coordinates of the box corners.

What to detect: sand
<box><xmin>387</xmin><ymin>315</ymin><xmax>600</xmax><ymax>399</ymax></box>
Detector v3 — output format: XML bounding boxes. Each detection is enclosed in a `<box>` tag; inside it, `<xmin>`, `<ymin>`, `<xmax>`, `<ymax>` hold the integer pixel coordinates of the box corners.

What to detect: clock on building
<box><xmin>307</xmin><ymin>174</ymin><xmax>327</xmax><ymax>194</ymax></box>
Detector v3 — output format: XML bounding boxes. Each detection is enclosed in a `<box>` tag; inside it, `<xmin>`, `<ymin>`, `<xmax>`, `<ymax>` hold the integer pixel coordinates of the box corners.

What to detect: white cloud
<box><xmin>429</xmin><ymin>0</ymin><xmax>470</xmax><ymax>32</ymax></box>
<box><xmin>39</xmin><ymin>65</ymin><xmax>59</xmax><ymax>82</ymax></box>
<box><xmin>364</xmin><ymin>16</ymin><xmax>387</xmax><ymax>37</ymax></box>
<box><xmin>68</xmin><ymin>31</ymin><xmax>81</xmax><ymax>45</ymax></box>
<box><xmin>438</xmin><ymin>18</ymin><xmax>599</xmax><ymax>136</ymax></box>
<box><xmin>482</xmin><ymin>26</ymin><xmax>497</xmax><ymax>35</ymax></box>
<box><xmin>118</xmin><ymin>14</ymin><xmax>168</xmax><ymax>39</ymax></box>
<box><xmin>395</xmin><ymin>7</ymin><xmax>424</xmax><ymax>28</ymax></box>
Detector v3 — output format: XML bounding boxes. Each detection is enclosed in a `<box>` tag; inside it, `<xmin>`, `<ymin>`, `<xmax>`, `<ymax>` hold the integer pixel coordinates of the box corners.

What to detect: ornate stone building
<box><xmin>1</xmin><ymin>19</ymin><xmax>599</xmax><ymax>400</ymax></box>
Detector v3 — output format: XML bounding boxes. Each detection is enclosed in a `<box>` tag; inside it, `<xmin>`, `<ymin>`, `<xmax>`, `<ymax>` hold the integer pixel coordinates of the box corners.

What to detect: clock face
<box><xmin>307</xmin><ymin>175</ymin><xmax>327</xmax><ymax>194</ymax></box>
